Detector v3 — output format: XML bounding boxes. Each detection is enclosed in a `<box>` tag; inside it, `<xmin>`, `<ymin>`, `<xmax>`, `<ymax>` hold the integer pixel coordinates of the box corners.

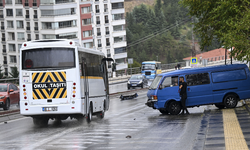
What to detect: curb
<box><xmin>0</xmin><ymin>109</ymin><xmax>20</xmax><ymax>116</ymax></box>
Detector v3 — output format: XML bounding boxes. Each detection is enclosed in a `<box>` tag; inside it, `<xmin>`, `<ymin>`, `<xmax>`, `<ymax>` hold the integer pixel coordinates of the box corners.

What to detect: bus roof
<box><xmin>21</xmin><ymin>39</ymin><xmax>105</xmax><ymax>57</ymax></box>
<box><xmin>160</xmin><ymin>64</ymin><xmax>248</xmax><ymax>77</ymax></box>
<box><xmin>142</xmin><ymin>61</ymin><xmax>161</xmax><ymax>64</ymax></box>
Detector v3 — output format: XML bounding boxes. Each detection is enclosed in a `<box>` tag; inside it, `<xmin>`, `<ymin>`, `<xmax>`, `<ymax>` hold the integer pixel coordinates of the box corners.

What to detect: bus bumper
<box><xmin>20</xmin><ymin>100</ymin><xmax>82</xmax><ymax>116</ymax></box>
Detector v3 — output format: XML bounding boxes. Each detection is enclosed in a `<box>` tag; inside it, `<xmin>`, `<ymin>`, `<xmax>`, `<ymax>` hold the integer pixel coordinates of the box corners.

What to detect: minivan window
<box><xmin>212</xmin><ymin>69</ymin><xmax>246</xmax><ymax>83</ymax></box>
<box><xmin>149</xmin><ymin>76</ymin><xmax>162</xmax><ymax>89</ymax></box>
<box><xmin>162</xmin><ymin>76</ymin><xmax>178</xmax><ymax>88</ymax></box>
<box><xmin>186</xmin><ymin>73</ymin><xmax>210</xmax><ymax>86</ymax></box>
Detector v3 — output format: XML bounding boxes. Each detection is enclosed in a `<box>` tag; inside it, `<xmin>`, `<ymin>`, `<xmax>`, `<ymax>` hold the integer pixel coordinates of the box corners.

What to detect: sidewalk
<box><xmin>193</xmin><ymin>100</ymin><xmax>250</xmax><ymax>150</ymax></box>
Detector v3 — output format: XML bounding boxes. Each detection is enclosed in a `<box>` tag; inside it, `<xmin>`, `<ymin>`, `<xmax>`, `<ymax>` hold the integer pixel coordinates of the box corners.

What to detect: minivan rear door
<box><xmin>185</xmin><ymin>73</ymin><xmax>213</xmax><ymax>106</ymax></box>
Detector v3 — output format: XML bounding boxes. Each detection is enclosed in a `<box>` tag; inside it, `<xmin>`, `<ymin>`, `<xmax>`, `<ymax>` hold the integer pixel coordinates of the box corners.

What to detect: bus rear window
<box><xmin>22</xmin><ymin>48</ymin><xmax>75</xmax><ymax>70</ymax></box>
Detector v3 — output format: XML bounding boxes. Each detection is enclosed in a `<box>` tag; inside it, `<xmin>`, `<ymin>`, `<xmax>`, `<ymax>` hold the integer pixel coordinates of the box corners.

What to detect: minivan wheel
<box><xmin>167</xmin><ymin>101</ymin><xmax>181</xmax><ymax>115</ymax></box>
<box><xmin>3</xmin><ymin>99</ymin><xmax>10</xmax><ymax>110</ymax></box>
<box><xmin>224</xmin><ymin>94</ymin><xmax>238</xmax><ymax>108</ymax></box>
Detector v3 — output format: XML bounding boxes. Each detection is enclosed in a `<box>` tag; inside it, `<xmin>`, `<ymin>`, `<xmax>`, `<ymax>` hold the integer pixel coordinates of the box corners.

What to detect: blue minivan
<box><xmin>145</xmin><ymin>64</ymin><xmax>250</xmax><ymax>115</ymax></box>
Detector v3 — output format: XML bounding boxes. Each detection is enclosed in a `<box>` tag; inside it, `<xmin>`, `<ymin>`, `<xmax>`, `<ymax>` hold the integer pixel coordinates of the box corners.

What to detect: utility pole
<box><xmin>225</xmin><ymin>48</ymin><xmax>227</xmax><ymax>65</ymax></box>
<box><xmin>191</xmin><ymin>16</ymin><xmax>196</xmax><ymax>57</ymax></box>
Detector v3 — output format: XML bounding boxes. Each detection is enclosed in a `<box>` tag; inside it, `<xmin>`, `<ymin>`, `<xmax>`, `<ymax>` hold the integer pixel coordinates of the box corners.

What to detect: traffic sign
<box><xmin>128</xmin><ymin>58</ymin><xmax>133</xmax><ymax>64</ymax></box>
<box><xmin>191</xmin><ymin>57</ymin><xmax>197</xmax><ymax>64</ymax></box>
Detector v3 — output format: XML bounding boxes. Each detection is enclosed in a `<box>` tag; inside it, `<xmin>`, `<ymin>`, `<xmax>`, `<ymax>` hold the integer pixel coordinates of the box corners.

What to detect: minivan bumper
<box><xmin>145</xmin><ymin>99</ymin><xmax>157</xmax><ymax>109</ymax></box>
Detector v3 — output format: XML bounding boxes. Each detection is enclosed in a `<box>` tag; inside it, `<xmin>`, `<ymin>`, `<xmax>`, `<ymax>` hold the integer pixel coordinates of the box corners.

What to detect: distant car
<box><xmin>0</xmin><ymin>83</ymin><xmax>20</xmax><ymax>110</ymax></box>
<box><xmin>127</xmin><ymin>75</ymin><xmax>148</xmax><ymax>89</ymax></box>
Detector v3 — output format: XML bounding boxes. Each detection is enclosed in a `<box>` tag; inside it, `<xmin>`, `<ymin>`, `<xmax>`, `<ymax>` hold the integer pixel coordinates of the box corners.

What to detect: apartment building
<box><xmin>0</xmin><ymin>0</ymin><xmax>127</xmax><ymax>76</ymax></box>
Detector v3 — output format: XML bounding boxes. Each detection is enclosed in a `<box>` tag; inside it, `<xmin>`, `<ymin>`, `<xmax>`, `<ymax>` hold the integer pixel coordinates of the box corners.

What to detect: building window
<box><xmin>9</xmin><ymin>44</ymin><xmax>16</xmax><ymax>52</ymax></box>
<box><xmin>95</xmin><ymin>5</ymin><xmax>100</xmax><ymax>13</ymax></box>
<box><xmin>17</xmin><ymin>32</ymin><xmax>25</xmax><ymax>40</ymax></box>
<box><xmin>97</xmin><ymin>28</ymin><xmax>101</xmax><ymax>36</ymax></box>
<box><xmin>27</xmin><ymin>34</ymin><xmax>31</xmax><ymax>41</ymax></box>
<box><xmin>15</xmin><ymin>0</ymin><xmax>22</xmax><ymax>4</ymax></box>
<box><xmin>104</xmin><ymin>4</ymin><xmax>108</xmax><ymax>12</ymax></box>
<box><xmin>16</xmin><ymin>9</ymin><xmax>23</xmax><ymax>16</ymax></box>
<box><xmin>35</xmin><ymin>34</ymin><xmax>39</xmax><ymax>40</ymax></box>
<box><xmin>96</xmin><ymin>16</ymin><xmax>100</xmax><ymax>24</ymax></box>
<box><xmin>82</xmin><ymin>18</ymin><xmax>92</xmax><ymax>26</ymax></box>
<box><xmin>105</xmin><ymin>27</ymin><xmax>109</xmax><ymax>35</ymax></box>
<box><xmin>83</xmin><ymin>42</ymin><xmax>93</xmax><ymax>48</ymax></box>
<box><xmin>6</xmin><ymin>0</ymin><xmax>12</xmax><ymax>4</ymax></box>
<box><xmin>41</xmin><ymin>8</ymin><xmax>76</xmax><ymax>16</ymax></box>
<box><xmin>98</xmin><ymin>39</ymin><xmax>101</xmax><ymax>47</ymax></box>
<box><xmin>4</xmin><ymin>68</ymin><xmax>8</xmax><ymax>76</ymax></box>
<box><xmin>107</xmin><ymin>49</ymin><xmax>111</xmax><ymax>57</ymax></box>
<box><xmin>105</xmin><ymin>15</ymin><xmax>109</xmax><ymax>23</ymax></box>
<box><xmin>10</xmin><ymin>55</ymin><xmax>17</xmax><ymax>63</ymax></box>
<box><xmin>112</xmin><ymin>13</ymin><xmax>125</xmax><ymax>20</ymax></box>
<box><xmin>112</xmin><ymin>2</ymin><xmax>124</xmax><ymax>9</ymax></box>
<box><xmin>81</xmin><ymin>6</ymin><xmax>92</xmax><ymax>14</ymax></box>
<box><xmin>8</xmin><ymin>32</ymin><xmax>15</xmax><ymax>40</ymax></box>
<box><xmin>115</xmin><ymin>47</ymin><xmax>126</xmax><ymax>54</ymax></box>
<box><xmin>106</xmin><ymin>38</ymin><xmax>110</xmax><ymax>46</ymax></box>
<box><xmin>6</xmin><ymin>9</ymin><xmax>13</xmax><ymax>16</ymax></box>
<box><xmin>114</xmin><ymin>35</ymin><xmax>126</xmax><ymax>43</ymax></box>
<box><xmin>113</xmin><ymin>25</ymin><xmax>125</xmax><ymax>31</ymax></box>
<box><xmin>115</xmin><ymin>58</ymin><xmax>126</xmax><ymax>65</ymax></box>
<box><xmin>7</xmin><ymin>21</ymin><xmax>14</xmax><ymax>28</ymax></box>
<box><xmin>83</xmin><ymin>30</ymin><xmax>92</xmax><ymax>37</ymax></box>
<box><xmin>16</xmin><ymin>20</ymin><xmax>24</xmax><ymax>28</ymax></box>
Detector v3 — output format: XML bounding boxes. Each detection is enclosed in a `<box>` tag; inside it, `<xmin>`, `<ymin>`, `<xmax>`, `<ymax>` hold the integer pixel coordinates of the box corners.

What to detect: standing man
<box><xmin>179</xmin><ymin>77</ymin><xmax>189</xmax><ymax>115</ymax></box>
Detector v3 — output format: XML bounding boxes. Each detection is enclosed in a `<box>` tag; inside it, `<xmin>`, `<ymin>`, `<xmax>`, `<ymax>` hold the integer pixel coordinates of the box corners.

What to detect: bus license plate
<box><xmin>42</xmin><ymin>107</ymin><xmax>57</xmax><ymax>112</ymax></box>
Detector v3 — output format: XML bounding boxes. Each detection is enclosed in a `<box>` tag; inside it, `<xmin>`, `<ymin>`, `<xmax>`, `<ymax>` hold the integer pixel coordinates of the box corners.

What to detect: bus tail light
<box><xmin>72</xmin><ymin>82</ymin><xmax>76</xmax><ymax>98</ymax></box>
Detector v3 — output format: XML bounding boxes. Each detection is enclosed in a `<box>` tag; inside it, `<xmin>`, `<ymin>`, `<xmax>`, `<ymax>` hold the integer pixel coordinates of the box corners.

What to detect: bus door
<box><xmin>81</xmin><ymin>57</ymin><xmax>89</xmax><ymax>115</ymax></box>
<box><xmin>102</xmin><ymin>58</ymin><xmax>113</xmax><ymax>111</ymax></box>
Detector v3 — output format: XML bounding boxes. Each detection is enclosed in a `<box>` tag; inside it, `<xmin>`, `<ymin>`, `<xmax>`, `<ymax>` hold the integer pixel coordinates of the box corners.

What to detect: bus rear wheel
<box><xmin>167</xmin><ymin>101</ymin><xmax>181</xmax><ymax>115</ymax></box>
<box><xmin>87</xmin><ymin>105</ymin><xmax>92</xmax><ymax>123</ymax></box>
<box><xmin>224</xmin><ymin>94</ymin><xmax>238</xmax><ymax>108</ymax></box>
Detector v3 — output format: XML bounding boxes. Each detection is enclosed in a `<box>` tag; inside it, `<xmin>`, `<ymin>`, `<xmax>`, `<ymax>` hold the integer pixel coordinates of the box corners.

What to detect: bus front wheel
<box><xmin>167</xmin><ymin>101</ymin><xmax>181</xmax><ymax>115</ymax></box>
<box><xmin>224</xmin><ymin>94</ymin><xmax>238</xmax><ymax>108</ymax></box>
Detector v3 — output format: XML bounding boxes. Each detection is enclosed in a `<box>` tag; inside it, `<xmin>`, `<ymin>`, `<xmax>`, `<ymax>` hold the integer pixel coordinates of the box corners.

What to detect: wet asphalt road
<box><xmin>0</xmin><ymin>85</ymin><xmax>208</xmax><ymax>150</ymax></box>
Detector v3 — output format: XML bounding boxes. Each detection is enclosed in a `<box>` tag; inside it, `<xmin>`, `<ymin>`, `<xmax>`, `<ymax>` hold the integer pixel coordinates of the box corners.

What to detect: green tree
<box><xmin>180</xmin><ymin>0</ymin><xmax>250</xmax><ymax>61</ymax></box>
<box><xmin>9</xmin><ymin>66</ymin><xmax>19</xmax><ymax>78</ymax></box>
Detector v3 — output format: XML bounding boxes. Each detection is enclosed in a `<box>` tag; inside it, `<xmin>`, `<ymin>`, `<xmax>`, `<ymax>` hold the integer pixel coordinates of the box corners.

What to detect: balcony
<box><xmin>96</xmin><ymin>21</ymin><xmax>100</xmax><ymax>24</ymax></box>
<box><xmin>34</xmin><ymin>15</ymin><xmax>37</xmax><ymax>18</ymax></box>
<box><xmin>27</xmin><ymin>38</ymin><xmax>31</xmax><ymax>41</ymax></box>
<box><xmin>97</xmin><ymin>32</ymin><xmax>101</xmax><ymax>36</ymax></box>
<box><xmin>106</xmin><ymin>42</ymin><xmax>110</xmax><ymax>46</ymax></box>
<box><xmin>107</xmin><ymin>53</ymin><xmax>111</xmax><ymax>57</ymax></box>
<box><xmin>105</xmin><ymin>20</ymin><xmax>109</xmax><ymax>23</ymax></box>
<box><xmin>96</xmin><ymin>9</ymin><xmax>100</xmax><ymax>13</ymax></box>
<box><xmin>24</xmin><ymin>3</ymin><xmax>29</xmax><ymax>6</ymax></box>
<box><xmin>2</xmin><ymin>49</ymin><xmax>6</xmax><ymax>53</ymax></box>
<box><xmin>26</xmin><ymin>27</ymin><xmax>30</xmax><ymax>30</ymax></box>
<box><xmin>0</xmin><ymin>15</ymin><xmax>3</xmax><ymax>18</ymax></box>
<box><xmin>26</xmin><ymin>15</ymin><xmax>29</xmax><ymax>18</ymax></box>
<box><xmin>33</xmin><ymin>3</ymin><xmax>37</xmax><ymax>6</ymax></box>
<box><xmin>106</xmin><ymin>31</ymin><xmax>109</xmax><ymax>35</ymax></box>
<box><xmin>98</xmin><ymin>44</ymin><xmax>102</xmax><ymax>47</ymax></box>
<box><xmin>0</xmin><ymin>3</ymin><xmax>3</xmax><ymax>6</ymax></box>
<box><xmin>1</xmin><ymin>26</ymin><xmax>4</xmax><ymax>30</ymax></box>
<box><xmin>3</xmin><ymin>61</ymin><xmax>7</xmax><ymax>64</ymax></box>
<box><xmin>34</xmin><ymin>27</ymin><xmax>38</xmax><ymax>30</ymax></box>
<box><xmin>2</xmin><ymin>38</ymin><xmax>5</xmax><ymax>41</ymax></box>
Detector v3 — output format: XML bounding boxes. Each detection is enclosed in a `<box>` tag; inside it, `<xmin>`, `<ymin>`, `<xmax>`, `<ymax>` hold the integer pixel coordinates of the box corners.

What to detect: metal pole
<box><xmin>225</xmin><ymin>48</ymin><xmax>227</xmax><ymax>65</ymax></box>
<box><xmin>130</xmin><ymin>64</ymin><xmax>132</xmax><ymax>75</ymax></box>
<box><xmin>191</xmin><ymin>16</ymin><xmax>196</xmax><ymax>57</ymax></box>
<box><xmin>231</xmin><ymin>47</ymin><xmax>232</xmax><ymax>64</ymax></box>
